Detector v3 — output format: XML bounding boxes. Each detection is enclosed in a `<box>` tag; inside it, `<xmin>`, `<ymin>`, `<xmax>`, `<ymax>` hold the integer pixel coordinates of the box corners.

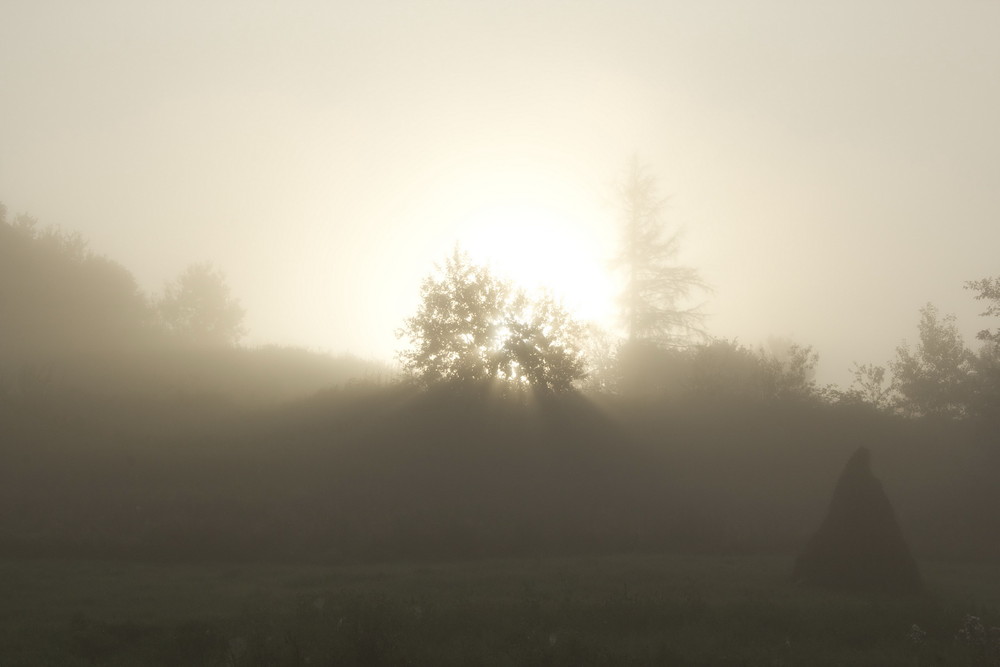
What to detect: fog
<box><xmin>4</xmin><ymin>1</ymin><xmax>999</xmax><ymax>386</ymax></box>
<box><xmin>5</xmin><ymin>7</ymin><xmax>1000</xmax><ymax>661</ymax></box>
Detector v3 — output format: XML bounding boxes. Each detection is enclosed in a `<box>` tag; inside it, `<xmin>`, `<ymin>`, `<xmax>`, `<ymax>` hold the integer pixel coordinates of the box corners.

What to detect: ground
<box><xmin>1</xmin><ymin>553</ymin><xmax>998</xmax><ymax>666</ymax></box>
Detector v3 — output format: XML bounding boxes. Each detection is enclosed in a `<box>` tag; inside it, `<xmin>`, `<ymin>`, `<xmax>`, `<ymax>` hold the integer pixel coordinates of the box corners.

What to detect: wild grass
<box><xmin>1</xmin><ymin>553</ymin><xmax>998</xmax><ymax>666</ymax></box>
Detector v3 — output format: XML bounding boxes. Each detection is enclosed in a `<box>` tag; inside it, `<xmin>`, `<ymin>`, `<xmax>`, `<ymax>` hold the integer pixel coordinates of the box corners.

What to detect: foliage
<box><xmin>0</xmin><ymin>203</ymin><xmax>385</xmax><ymax>405</ymax></box>
<box><xmin>0</xmin><ymin>204</ymin><xmax>150</xmax><ymax>360</ymax></box>
<box><xmin>616</xmin><ymin>338</ymin><xmax>820</xmax><ymax>403</ymax></box>
<box><xmin>956</xmin><ymin>278</ymin><xmax>1000</xmax><ymax>421</ymax></box>
<box><xmin>690</xmin><ymin>338</ymin><xmax>819</xmax><ymax>402</ymax></box>
<box><xmin>612</xmin><ymin>158</ymin><xmax>709</xmax><ymax>348</ymax></box>
<box><xmin>758</xmin><ymin>338</ymin><xmax>820</xmax><ymax>401</ymax></box>
<box><xmin>397</xmin><ymin>249</ymin><xmax>586</xmax><ymax>392</ymax></box>
<box><xmin>842</xmin><ymin>362</ymin><xmax>896</xmax><ymax>411</ymax></box>
<box><xmin>969</xmin><ymin>342</ymin><xmax>1000</xmax><ymax>422</ymax></box>
<box><xmin>502</xmin><ymin>290</ymin><xmax>588</xmax><ymax>392</ymax></box>
<box><xmin>158</xmin><ymin>262</ymin><xmax>247</xmax><ymax>347</ymax></box>
<box><xmin>683</xmin><ymin>340</ymin><xmax>767</xmax><ymax>400</ymax></box>
<box><xmin>890</xmin><ymin>304</ymin><xmax>976</xmax><ymax>419</ymax></box>
<box><xmin>577</xmin><ymin>325</ymin><xmax>622</xmax><ymax>394</ymax></box>
<box><xmin>966</xmin><ymin>276</ymin><xmax>1000</xmax><ymax>344</ymax></box>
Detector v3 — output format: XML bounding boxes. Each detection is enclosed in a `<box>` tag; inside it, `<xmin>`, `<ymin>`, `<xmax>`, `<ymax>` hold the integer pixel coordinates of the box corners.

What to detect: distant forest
<box><xmin>0</xmin><ymin>201</ymin><xmax>998</xmax><ymax>564</ymax></box>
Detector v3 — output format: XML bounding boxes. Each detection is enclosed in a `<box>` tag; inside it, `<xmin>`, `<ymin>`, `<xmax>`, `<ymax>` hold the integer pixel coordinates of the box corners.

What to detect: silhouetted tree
<box><xmin>758</xmin><ymin>337</ymin><xmax>820</xmax><ymax>401</ymax></box>
<box><xmin>158</xmin><ymin>263</ymin><xmax>246</xmax><ymax>347</ymax></box>
<box><xmin>966</xmin><ymin>276</ymin><xmax>1000</xmax><ymax>344</ymax></box>
<box><xmin>686</xmin><ymin>340</ymin><xmax>766</xmax><ymax>400</ymax></box>
<box><xmin>612</xmin><ymin>158</ymin><xmax>709</xmax><ymax>349</ymax></box>
<box><xmin>964</xmin><ymin>278</ymin><xmax>1000</xmax><ymax>420</ymax></box>
<box><xmin>501</xmin><ymin>290</ymin><xmax>588</xmax><ymax>392</ymax></box>
<box><xmin>578</xmin><ymin>324</ymin><xmax>621</xmax><ymax>394</ymax></box>
<box><xmin>970</xmin><ymin>342</ymin><xmax>1000</xmax><ymax>421</ymax></box>
<box><xmin>890</xmin><ymin>304</ymin><xmax>974</xmax><ymax>418</ymax></box>
<box><xmin>843</xmin><ymin>362</ymin><xmax>896</xmax><ymax>411</ymax></box>
<box><xmin>397</xmin><ymin>249</ymin><xmax>586</xmax><ymax>392</ymax></box>
<box><xmin>397</xmin><ymin>249</ymin><xmax>509</xmax><ymax>386</ymax></box>
<box><xmin>0</xmin><ymin>204</ymin><xmax>150</xmax><ymax>360</ymax></box>
<box><xmin>685</xmin><ymin>338</ymin><xmax>819</xmax><ymax>403</ymax></box>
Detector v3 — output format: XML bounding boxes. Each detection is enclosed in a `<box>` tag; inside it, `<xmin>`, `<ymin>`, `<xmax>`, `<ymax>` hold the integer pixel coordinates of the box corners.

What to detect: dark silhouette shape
<box><xmin>793</xmin><ymin>447</ymin><xmax>922</xmax><ymax>594</ymax></box>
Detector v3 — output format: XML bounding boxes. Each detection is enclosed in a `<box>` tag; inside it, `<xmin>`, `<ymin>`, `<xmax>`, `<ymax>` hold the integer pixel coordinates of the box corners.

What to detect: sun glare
<box><xmin>455</xmin><ymin>202</ymin><xmax>618</xmax><ymax>332</ymax></box>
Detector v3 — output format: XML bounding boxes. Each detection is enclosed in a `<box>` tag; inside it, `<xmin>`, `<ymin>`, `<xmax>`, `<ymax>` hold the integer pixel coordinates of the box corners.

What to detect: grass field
<box><xmin>1</xmin><ymin>553</ymin><xmax>998</xmax><ymax>666</ymax></box>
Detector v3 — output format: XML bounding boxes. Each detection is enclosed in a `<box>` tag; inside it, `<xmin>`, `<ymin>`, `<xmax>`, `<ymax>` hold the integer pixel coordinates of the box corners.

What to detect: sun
<box><xmin>454</xmin><ymin>201</ymin><xmax>619</xmax><ymax>332</ymax></box>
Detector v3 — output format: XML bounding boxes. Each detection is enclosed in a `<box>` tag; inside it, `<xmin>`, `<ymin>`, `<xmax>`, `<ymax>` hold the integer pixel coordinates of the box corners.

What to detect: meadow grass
<box><xmin>1</xmin><ymin>553</ymin><xmax>998</xmax><ymax>666</ymax></box>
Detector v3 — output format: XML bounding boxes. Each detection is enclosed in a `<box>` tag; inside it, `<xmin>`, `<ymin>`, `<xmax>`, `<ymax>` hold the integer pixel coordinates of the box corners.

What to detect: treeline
<box><xmin>390</xmin><ymin>158</ymin><xmax>1000</xmax><ymax>423</ymax></box>
<box><xmin>595</xmin><ymin>306</ymin><xmax>1000</xmax><ymax>425</ymax></box>
<box><xmin>0</xmin><ymin>204</ymin><xmax>375</xmax><ymax>404</ymax></box>
<box><xmin>1</xmin><ymin>202</ymin><xmax>998</xmax><ymax>564</ymax></box>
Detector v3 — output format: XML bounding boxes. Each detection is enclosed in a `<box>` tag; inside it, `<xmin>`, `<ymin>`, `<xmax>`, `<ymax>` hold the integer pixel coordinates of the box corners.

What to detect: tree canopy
<box><xmin>0</xmin><ymin>205</ymin><xmax>149</xmax><ymax>359</ymax></box>
<box><xmin>397</xmin><ymin>249</ymin><xmax>586</xmax><ymax>393</ymax></box>
<box><xmin>158</xmin><ymin>262</ymin><xmax>247</xmax><ymax>347</ymax></box>
<box><xmin>890</xmin><ymin>304</ymin><xmax>975</xmax><ymax>419</ymax></box>
<box><xmin>966</xmin><ymin>276</ymin><xmax>1000</xmax><ymax>345</ymax></box>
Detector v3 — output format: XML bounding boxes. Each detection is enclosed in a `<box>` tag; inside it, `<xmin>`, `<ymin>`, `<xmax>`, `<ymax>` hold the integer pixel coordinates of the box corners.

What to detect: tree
<box><xmin>970</xmin><ymin>342</ymin><xmax>1000</xmax><ymax>421</ymax></box>
<box><xmin>686</xmin><ymin>339</ymin><xmax>769</xmax><ymax>401</ymax></box>
<box><xmin>964</xmin><ymin>277</ymin><xmax>1000</xmax><ymax>419</ymax></box>
<box><xmin>758</xmin><ymin>339</ymin><xmax>820</xmax><ymax>401</ymax></box>
<box><xmin>890</xmin><ymin>304</ymin><xmax>975</xmax><ymax>418</ymax></box>
<box><xmin>0</xmin><ymin>205</ymin><xmax>150</xmax><ymax>359</ymax></box>
<box><xmin>158</xmin><ymin>263</ymin><xmax>246</xmax><ymax>347</ymax></box>
<box><xmin>844</xmin><ymin>362</ymin><xmax>896</xmax><ymax>411</ymax></box>
<box><xmin>501</xmin><ymin>289</ymin><xmax>588</xmax><ymax>392</ymax></box>
<box><xmin>612</xmin><ymin>157</ymin><xmax>709</xmax><ymax>348</ymax></box>
<box><xmin>397</xmin><ymin>249</ymin><xmax>586</xmax><ymax>392</ymax></box>
<box><xmin>578</xmin><ymin>324</ymin><xmax>621</xmax><ymax>394</ymax></box>
<box><xmin>965</xmin><ymin>276</ymin><xmax>1000</xmax><ymax>344</ymax></box>
<box><xmin>685</xmin><ymin>338</ymin><xmax>819</xmax><ymax>403</ymax></box>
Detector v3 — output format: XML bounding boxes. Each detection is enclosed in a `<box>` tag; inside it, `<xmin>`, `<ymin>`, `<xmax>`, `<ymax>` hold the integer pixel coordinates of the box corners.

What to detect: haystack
<box><xmin>793</xmin><ymin>447</ymin><xmax>921</xmax><ymax>593</ymax></box>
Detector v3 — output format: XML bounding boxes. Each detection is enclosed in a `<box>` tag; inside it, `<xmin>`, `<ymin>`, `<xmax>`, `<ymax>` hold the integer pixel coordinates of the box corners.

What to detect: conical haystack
<box><xmin>793</xmin><ymin>447</ymin><xmax>921</xmax><ymax>593</ymax></box>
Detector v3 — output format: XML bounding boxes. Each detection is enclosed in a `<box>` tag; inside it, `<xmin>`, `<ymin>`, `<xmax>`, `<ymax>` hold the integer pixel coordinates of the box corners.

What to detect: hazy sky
<box><xmin>3</xmin><ymin>1</ymin><xmax>998</xmax><ymax>386</ymax></box>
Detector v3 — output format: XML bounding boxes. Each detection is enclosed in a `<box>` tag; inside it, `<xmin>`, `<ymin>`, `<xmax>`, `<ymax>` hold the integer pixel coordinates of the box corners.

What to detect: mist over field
<box><xmin>2</xmin><ymin>2</ymin><xmax>1000</xmax><ymax>664</ymax></box>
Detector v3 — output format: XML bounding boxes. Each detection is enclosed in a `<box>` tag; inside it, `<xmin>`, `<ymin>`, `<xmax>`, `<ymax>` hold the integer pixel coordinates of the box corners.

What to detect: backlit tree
<box><xmin>397</xmin><ymin>249</ymin><xmax>586</xmax><ymax>392</ymax></box>
<box><xmin>613</xmin><ymin>157</ymin><xmax>709</xmax><ymax>348</ymax></box>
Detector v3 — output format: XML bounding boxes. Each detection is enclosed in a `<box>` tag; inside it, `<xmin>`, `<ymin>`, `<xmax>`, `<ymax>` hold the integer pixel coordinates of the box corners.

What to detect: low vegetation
<box><xmin>2</xmin><ymin>554</ymin><xmax>999</xmax><ymax>666</ymax></box>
